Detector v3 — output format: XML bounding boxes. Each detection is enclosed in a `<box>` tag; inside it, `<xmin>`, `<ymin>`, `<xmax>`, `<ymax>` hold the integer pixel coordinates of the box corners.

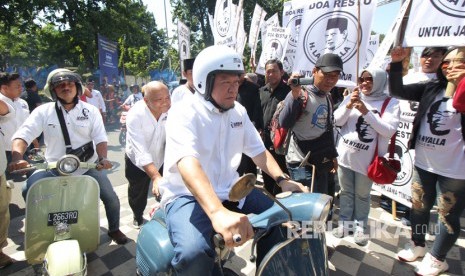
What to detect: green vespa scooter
<box><xmin>13</xmin><ymin>154</ymin><xmax>101</xmax><ymax>276</ymax></box>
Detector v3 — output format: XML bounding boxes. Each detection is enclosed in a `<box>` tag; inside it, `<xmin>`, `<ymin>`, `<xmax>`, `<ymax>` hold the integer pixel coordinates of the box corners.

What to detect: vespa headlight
<box><xmin>312</xmin><ymin>194</ymin><xmax>333</xmax><ymax>222</ymax></box>
<box><xmin>56</xmin><ymin>155</ymin><xmax>80</xmax><ymax>175</ymax></box>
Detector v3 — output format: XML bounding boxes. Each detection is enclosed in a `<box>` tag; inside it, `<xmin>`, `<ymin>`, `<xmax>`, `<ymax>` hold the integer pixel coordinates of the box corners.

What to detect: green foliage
<box><xmin>0</xmin><ymin>0</ymin><xmax>169</xmax><ymax>78</ymax></box>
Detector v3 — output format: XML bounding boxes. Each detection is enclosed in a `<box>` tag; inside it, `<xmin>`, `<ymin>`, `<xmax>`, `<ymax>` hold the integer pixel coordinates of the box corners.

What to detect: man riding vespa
<box><xmin>158</xmin><ymin>45</ymin><xmax>308</xmax><ymax>275</ymax></box>
<box><xmin>8</xmin><ymin>69</ymin><xmax>128</xmax><ymax>245</ymax></box>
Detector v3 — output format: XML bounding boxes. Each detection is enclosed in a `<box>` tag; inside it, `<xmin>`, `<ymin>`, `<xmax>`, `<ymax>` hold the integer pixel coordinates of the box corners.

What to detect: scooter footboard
<box><xmin>136</xmin><ymin>209</ymin><xmax>174</xmax><ymax>275</ymax></box>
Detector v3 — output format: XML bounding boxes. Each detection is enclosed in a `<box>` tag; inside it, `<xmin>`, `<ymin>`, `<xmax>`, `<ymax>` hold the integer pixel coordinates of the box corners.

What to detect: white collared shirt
<box><xmin>12</xmin><ymin>101</ymin><xmax>107</xmax><ymax>174</ymax></box>
<box><xmin>122</xmin><ymin>92</ymin><xmax>143</xmax><ymax>108</ymax></box>
<box><xmin>125</xmin><ymin>100</ymin><xmax>167</xmax><ymax>171</ymax></box>
<box><xmin>0</xmin><ymin>94</ymin><xmax>30</xmax><ymax>151</ymax></box>
<box><xmin>160</xmin><ymin>93</ymin><xmax>265</xmax><ymax>207</ymax></box>
<box><xmin>86</xmin><ymin>89</ymin><xmax>106</xmax><ymax>112</ymax></box>
<box><xmin>170</xmin><ymin>84</ymin><xmax>194</xmax><ymax>104</ymax></box>
<box><xmin>0</xmin><ymin>101</ymin><xmax>14</xmax><ymax>174</ymax></box>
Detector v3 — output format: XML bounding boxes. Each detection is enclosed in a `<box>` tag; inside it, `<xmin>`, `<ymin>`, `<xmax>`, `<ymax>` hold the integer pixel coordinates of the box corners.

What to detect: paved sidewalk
<box><xmin>2</xmin><ymin>183</ymin><xmax>464</xmax><ymax>275</ymax></box>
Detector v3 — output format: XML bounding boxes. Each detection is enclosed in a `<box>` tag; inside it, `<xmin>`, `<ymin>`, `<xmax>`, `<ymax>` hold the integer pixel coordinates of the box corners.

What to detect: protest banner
<box><xmin>292</xmin><ymin>1</ymin><xmax>376</xmax><ymax>87</ymax></box>
<box><xmin>177</xmin><ymin>20</ymin><xmax>191</xmax><ymax>71</ymax></box>
<box><xmin>256</xmin><ymin>26</ymin><xmax>290</xmax><ymax>75</ymax></box>
<box><xmin>248</xmin><ymin>4</ymin><xmax>267</xmax><ymax>56</ymax></box>
<box><xmin>403</xmin><ymin>0</ymin><xmax>465</xmax><ymax>47</ymax></box>
<box><xmin>212</xmin><ymin>0</ymin><xmax>237</xmax><ymax>48</ymax></box>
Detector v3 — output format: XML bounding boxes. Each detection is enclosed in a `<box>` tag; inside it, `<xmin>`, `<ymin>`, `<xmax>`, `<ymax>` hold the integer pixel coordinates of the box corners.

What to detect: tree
<box><xmin>0</xmin><ymin>0</ymin><xmax>169</xmax><ymax>77</ymax></box>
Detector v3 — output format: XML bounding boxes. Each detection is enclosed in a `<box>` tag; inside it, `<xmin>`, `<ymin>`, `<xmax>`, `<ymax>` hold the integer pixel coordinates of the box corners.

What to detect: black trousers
<box><xmin>237</xmin><ymin>154</ymin><xmax>257</xmax><ymax>176</ymax></box>
<box><xmin>125</xmin><ymin>154</ymin><xmax>162</xmax><ymax>220</ymax></box>
<box><xmin>262</xmin><ymin>149</ymin><xmax>288</xmax><ymax>196</ymax></box>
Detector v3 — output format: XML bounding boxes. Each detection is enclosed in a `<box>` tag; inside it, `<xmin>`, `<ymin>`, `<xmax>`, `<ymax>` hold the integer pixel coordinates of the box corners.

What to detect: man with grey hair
<box><xmin>125</xmin><ymin>81</ymin><xmax>171</xmax><ymax>228</ymax></box>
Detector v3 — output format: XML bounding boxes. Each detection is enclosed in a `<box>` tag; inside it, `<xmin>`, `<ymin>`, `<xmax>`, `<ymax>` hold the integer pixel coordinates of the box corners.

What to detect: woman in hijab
<box><xmin>332</xmin><ymin>68</ymin><xmax>400</xmax><ymax>246</ymax></box>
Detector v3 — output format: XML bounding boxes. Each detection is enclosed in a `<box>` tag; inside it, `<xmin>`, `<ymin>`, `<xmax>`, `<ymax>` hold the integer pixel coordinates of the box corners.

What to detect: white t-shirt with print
<box><xmin>334</xmin><ymin>96</ymin><xmax>400</xmax><ymax>175</ymax></box>
<box><xmin>415</xmin><ymin>92</ymin><xmax>465</xmax><ymax>179</ymax></box>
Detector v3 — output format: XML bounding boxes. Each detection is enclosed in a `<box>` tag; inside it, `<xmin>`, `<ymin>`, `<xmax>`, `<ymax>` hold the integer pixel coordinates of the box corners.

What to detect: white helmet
<box><xmin>44</xmin><ymin>68</ymin><xmax>85</xmax><ymax>101</ymax></box>
<box><xmin>193</xmin><ymin>45</ymin><xmax>244</xmax><ymax>100</ymax></box>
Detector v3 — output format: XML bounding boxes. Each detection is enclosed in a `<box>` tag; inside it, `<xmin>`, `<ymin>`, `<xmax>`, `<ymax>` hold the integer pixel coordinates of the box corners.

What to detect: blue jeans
<box><xmin>287</xmin><ymin>163</ymin><xmax>328</xmax><ymax>194</ymax></box>
<box><xmin>22</xmin><ymin>169</ymin><xmax>121</xmax><ymax>232</ymax></box>
<box><xmin>410</xmin><ymin>166</ymin><xmax>465</xmax><ymax>261</ymax></box>
<box><xmin>164</xmin><ymin>189</ymin><xmax>274</xmax><ymax>275</ymax></box>
<box><xmin>337</xmin><ymin>165</ymin><xmax>373</xmax><ymax>229</ymax></box>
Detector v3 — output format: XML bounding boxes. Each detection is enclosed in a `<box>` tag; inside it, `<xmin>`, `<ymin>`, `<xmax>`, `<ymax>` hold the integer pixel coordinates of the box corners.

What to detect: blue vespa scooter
<box><xmin>136</xmin><ymin>154</ymin><xmax>333</xmax><ymax>275</ymax></box>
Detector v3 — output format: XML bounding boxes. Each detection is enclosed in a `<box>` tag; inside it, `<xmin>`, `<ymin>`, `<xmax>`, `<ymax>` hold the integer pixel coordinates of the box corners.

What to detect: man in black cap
<box><xmin>278</xmin><ymin>53</ymin><xmax>343</xmax><ymax>194</ymax></box>
<box><xmin>171</xmin><ymin>58</ymin><xmax>195</xmax><ymax>104</ymax></box>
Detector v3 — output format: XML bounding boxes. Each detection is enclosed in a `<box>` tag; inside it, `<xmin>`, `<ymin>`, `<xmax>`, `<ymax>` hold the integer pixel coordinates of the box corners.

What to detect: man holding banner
<box><xmin>390</xmin><ymin>46</ymin><xmax>465</xmax><ymax>276</ymax></box>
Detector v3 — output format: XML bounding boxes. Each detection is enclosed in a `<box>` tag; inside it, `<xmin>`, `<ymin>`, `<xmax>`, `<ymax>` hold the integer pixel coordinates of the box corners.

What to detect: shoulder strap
<box><xmin>372</xmin><ymin>97</ymin><xmax>394</xmax><ymax>160</ymax></box>
<box><xmin>55</xmin><ymin>102</ymin><xmax>72</xmax><ymax>149</ymax></box>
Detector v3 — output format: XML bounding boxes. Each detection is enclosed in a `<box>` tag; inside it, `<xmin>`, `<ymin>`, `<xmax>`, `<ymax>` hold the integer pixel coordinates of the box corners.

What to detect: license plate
<box><xmin>47</xmin><ymin>211</ymin><xmax>79</xmax><ymax>226</ymax></box>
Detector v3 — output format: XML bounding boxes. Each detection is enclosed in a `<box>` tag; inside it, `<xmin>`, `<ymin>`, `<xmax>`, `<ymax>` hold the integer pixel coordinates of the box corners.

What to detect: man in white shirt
<box><xmin>159</xmin><ymin>45</ymin><xmax>308</xmax><ymax>274</ymax></box>
<box><xmin>125</xmin><ymin>81</ymin><xmax>170</xmax><ymax>228</ymax></box>
<box><xmin>0</xmin><ymin>72</ymin><xmax>31</xmax><ymax>178</ymax></box>
<box><xmin>171</xmin><ymin>58</ymin><xmax>195</xmax><ymax>104</ymax></box>
<box><xmin>85</xmin><ymin>78</ymin><xmax>106</xmax><ymax>121</ymax></box>
<box><xmin>121</xmin><ymin>84</ymin><xmax>143</xmax><ymax>111</ymax></box>
<box><xmin>0</xmin><ymin>98</ymin><xmax>15</xmax><ymax>268</ymax></box>
<box><xmin>8</xmin><ymin>69</ymin><xmax>128</xmax><ymax>245</ymax></box>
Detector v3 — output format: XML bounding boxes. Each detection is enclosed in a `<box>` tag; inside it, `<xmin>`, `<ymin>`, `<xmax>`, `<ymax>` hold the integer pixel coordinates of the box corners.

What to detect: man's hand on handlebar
<box><xmin>210</xmin><ymin>207</ymin><xmax>254</xmax><ymax>248</ymax></box>
<box><xmin>280</xmin><ymin>179</ymin><xmax>310</xmax><ymax>193</ymax></box>
<box><xmin>8</xmin><ymin>160</ymin><xmax>31</xmax><ymax>174</ymax></box>
<box><xmin>97</xmin><ymin>157</ymin><xmax>113</xmax><ymax>170</ymax></box>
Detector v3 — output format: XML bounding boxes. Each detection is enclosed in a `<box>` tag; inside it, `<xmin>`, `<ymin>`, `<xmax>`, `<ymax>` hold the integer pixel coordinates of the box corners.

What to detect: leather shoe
<box><xmin>108</xmin><ymin>229</ymin><xmax>128</xmax><ymax>245</ymax></box>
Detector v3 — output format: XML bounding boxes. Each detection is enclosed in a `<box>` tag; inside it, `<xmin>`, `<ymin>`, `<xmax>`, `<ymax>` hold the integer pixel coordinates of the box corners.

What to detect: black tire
<box><xmin>119</xmin><ymin>131</ymin><xmax>126</xmax><ymax>146</ymax></box>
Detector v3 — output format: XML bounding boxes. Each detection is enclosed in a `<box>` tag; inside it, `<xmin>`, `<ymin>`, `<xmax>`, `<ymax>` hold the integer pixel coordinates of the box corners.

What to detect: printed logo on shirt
<box><xmin>427</xmin><ymin>98</ymin><xmax>455</xmax><ymax>136</ymax></box>
<box><xmin>230</xmin><ymin>121</ymin><xmax>243</xmax><ymax>128</ymax></box>
<box><xmin>311</xmin><ymin>104</ymin><xmax>328</xmax><ymax>129</ymax></box>
<box><xmin>76</xmin><ymin>108</ymin><xmax>90</xmax><ymax>121</ymax></box>
<box><xmin>355</xmin><ymin>115</ymin><xmax>374</xmax><ymax>143</ymax></box>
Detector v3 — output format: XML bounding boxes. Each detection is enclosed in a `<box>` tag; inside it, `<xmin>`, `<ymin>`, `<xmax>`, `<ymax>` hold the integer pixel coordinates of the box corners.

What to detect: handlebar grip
<box><xmin>213</xmin><ymin>234</ymin><xmax>225</xmax><ymax>250</ymax></box>
<box><xmin>11</xmin><ymin>166</ymin><xmax>36</xmax><ymax>174</ymax></box>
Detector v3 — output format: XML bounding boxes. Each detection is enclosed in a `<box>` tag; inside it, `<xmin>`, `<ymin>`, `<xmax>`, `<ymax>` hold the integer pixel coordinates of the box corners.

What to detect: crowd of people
<box><xmin>0</xmin><ymin>44</ymin><xmax>464</xmax><ymax>276</ymax></box>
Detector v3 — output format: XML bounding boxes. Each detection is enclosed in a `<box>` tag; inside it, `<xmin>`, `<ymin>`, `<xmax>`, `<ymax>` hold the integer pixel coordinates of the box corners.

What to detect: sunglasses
<box><xmin>441</xmin><ymin>58</ymin><xmax>465</xmax><ymax>70</ymax></box>
<box><xmin>358</xmin><ymin>76</ymin><xmax>373</xmax><ymax>83</ymax></box>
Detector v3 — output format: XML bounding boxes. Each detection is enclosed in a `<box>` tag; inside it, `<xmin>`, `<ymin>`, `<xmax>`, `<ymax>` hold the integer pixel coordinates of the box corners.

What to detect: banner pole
<box><xmin>356</xmin><ymin>0</ymin><xmax>361</xmax><ymax>79</ymax></box>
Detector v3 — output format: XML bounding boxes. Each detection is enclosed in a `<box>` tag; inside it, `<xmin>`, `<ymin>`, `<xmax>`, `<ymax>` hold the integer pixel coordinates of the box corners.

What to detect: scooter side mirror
<box><xmin>228</xmin><ymin>173</ymin><xmax>256</xmax><ymax>202</ymax></box>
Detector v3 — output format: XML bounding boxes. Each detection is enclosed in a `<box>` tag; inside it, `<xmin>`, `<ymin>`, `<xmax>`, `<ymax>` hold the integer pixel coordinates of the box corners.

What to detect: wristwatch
<box><xmin>275</xmin><ymin>173</ymin><xmax>290</xmax><ymax>187</ymax></box>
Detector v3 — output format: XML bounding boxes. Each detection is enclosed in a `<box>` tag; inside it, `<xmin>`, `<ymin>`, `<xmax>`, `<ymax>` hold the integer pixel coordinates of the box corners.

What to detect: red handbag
<box><xmin>367</xmin><ymin>98</ymin><xmax>401</xmax><ymax>184</ymax></box>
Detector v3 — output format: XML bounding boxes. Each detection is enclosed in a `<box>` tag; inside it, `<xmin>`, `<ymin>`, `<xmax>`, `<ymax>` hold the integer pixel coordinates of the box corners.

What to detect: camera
<box><xmin>289</xmin><ymin>78</ymin><xmax>312</xmax><ymax>86</ymax></box>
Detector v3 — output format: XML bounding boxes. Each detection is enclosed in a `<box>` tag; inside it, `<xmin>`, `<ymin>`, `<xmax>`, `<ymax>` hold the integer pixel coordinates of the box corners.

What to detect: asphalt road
<box><xmin>9</xmin><ymin>122</ymin><xmax>128</xmax><ymax>220</ymax></box>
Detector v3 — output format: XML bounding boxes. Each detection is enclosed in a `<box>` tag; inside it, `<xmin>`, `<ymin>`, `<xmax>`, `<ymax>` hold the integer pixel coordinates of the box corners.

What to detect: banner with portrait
<box><xmin>293</xmin><ymin>1</ymin><xmax>377</xmax><ymax>87</ymax></box>
<box><xmin>403</xmin><ymin>0</ymin><xmax>465</xmax><ymax>47</ymax></box>
<box><xmin>212</xmin><ymin>0</ymin><xmax>237</xmax><ymax>47</ymax></box>
<box><xmin>281</xmin><ymin>0</ymin><xmax>314</xmax><ymax>73</ymax></box>
<box><xmin>178</xmin><ymin>20</ymin><xmax>191</xmax><ymax>72</ymax></box>
<box><xmin>98</xmin><ymin>34</ymin><xmax>119</xmax><ymax>86</ymax></box>
<box><xmin>256</xmin><ymin>27</ymin><xmax>290</xmax><ymax>75</ymax></box>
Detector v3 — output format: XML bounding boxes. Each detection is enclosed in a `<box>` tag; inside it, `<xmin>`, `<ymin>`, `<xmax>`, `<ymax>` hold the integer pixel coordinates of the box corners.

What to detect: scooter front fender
<box><xmin>25</xmin><ymin>175</ymin><xmax>100</xmax><ymax>264</ymax></box>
